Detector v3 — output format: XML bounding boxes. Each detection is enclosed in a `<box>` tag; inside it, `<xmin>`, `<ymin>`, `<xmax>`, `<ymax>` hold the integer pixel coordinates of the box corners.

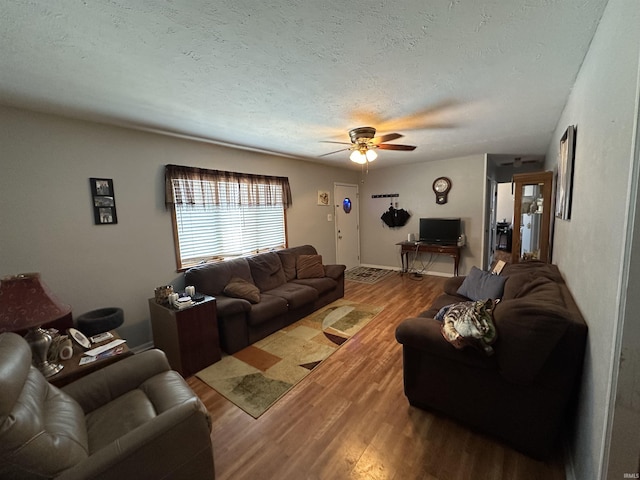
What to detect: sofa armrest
<box><xmin>62</xmin><ymin>350</ymin><xmax>171</xmax><ymax>413</ymax></box>
<box><xmin>215</xmin><ymin>294</ymin><xmax>251</xmax><ymax>316</ymax></box>
<box><xmin>323</xmin><ymin>264</ymin><xmax>346</xmax><ymax>280</ymax></box>
<box><xmin>395</xmin><ymin>317</ymin><xmax>496</xmax><ymax>369</ymax></box>
<box><xmin>57</xmin><ymin>398</ymin><xmax>214</xmax><ymax>480</ymax></box>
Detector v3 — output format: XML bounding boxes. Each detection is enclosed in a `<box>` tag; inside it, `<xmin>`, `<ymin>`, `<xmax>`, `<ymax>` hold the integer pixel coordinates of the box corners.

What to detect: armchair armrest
<box><xmin>57</xmin><ymin>398</ymin><xmax>213</xmax><ymax>480</ymax></box>
<box><xmin>62</xmin><ymin>349</ymin><xmax>171</xmax><ymax>413</ymax></box>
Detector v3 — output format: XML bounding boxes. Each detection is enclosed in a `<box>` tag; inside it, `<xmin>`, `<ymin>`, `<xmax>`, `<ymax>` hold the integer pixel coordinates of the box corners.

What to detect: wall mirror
<box><xmin>511</xmin><ymin>171</ymin><xmax>553</xmax><ymax>263</ymax></box>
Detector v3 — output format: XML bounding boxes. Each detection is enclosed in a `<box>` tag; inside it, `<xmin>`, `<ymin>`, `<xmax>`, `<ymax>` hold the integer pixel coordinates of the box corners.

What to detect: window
<box><xmin>165</xmin><ymin>165</ymin><xmax>292</xmax><ymax>270</ymax></box>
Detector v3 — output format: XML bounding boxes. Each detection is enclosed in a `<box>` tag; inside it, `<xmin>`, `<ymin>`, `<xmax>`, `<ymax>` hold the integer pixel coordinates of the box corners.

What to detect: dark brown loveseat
<box><xmin>395</xmin><ymin>261</ymin><xmax>587</xmax><ymax>459</ymax></box>
<box><xmin>185</xmin><ymin>245</ymin><xmax>345</xmax><ymax>353</ymax></box>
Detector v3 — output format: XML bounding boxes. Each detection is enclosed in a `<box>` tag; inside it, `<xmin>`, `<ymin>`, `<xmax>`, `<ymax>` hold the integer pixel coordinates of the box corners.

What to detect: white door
<box><xmin>334</xmin><ymin>183</ymin><xmax>360</xmax><ymax>269</ymax></box>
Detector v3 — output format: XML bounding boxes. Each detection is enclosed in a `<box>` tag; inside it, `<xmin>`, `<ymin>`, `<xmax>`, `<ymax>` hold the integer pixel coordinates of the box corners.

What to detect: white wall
<box><xmin>544</xmin><ymin>0</ymin><xmax>640</xmax><ymax>477</ymax></box>
<box><xmin>496</xmin><ymin>182</ymin><xmax>514</xmax><ymax>225</ymax></box>
<box><xmin>0</xmin><ymin>106</ymin><xmax>358</xmax><ymax>348</ymax></box>
<box><xmin>358</xmin><ymin>155</ymin><xmax>486</xmax><ymax>275</ymax></box>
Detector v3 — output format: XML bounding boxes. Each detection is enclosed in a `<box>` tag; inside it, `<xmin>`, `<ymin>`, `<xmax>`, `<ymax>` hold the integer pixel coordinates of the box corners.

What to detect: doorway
<box><xmin>334</xmin><ymin>183</ymin><xmax>360</xmax><ymax>269</ymax></box>
<box><xmin>492</xmin><ymin>182</ymin><xmax>515</xmax><ymax>265</ymax></box>
<box><xmin>484</xmin><ymin>154</ymin><xmax>544</xmax><ymax>269</ymax></box>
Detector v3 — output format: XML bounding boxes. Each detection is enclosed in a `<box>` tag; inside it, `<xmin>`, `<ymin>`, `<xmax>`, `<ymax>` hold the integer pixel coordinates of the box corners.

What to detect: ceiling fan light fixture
<box><xmin>365</xmin><ymin>149</ymin><xmax>377</xmax><ymax>162</ymax></box>
<box><xmin>322</xmin><ymin>126</ymin><xmax>415</xmax><ymax>164</ymax></box>
<box><xmin>350</xmin><ymin>150</ymin><xmax>367</xmax><ymax>164</ymax></box>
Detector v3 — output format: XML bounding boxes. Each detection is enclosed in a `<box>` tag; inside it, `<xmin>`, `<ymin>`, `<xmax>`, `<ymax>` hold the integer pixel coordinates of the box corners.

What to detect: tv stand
<box><xmin>397</xmin><ymin>241</ymin><xmax>461</xmax><ymax>276</ymax></box>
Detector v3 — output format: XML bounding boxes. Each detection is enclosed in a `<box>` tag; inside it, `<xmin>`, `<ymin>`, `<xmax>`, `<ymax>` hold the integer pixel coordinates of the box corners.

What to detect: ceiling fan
<box><xmin>319</xmin><ymin>126</ymin><xmax>416</xmax><ymax>164</ymax></box>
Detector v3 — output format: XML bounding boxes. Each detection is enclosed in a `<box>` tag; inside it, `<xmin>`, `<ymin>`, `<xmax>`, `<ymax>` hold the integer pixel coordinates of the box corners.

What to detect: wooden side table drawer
<box><xmin>148</xmin><ymin>296</ymin><xmax>221</xmax><ymax>377</ymax></box>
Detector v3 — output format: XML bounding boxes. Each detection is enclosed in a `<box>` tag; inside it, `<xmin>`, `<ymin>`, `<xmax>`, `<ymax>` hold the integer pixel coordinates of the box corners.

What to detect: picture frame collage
<box><xmin>90</xmin><ymin>178</ymin><xmax>118</xmax><ymax>225</ymax></box>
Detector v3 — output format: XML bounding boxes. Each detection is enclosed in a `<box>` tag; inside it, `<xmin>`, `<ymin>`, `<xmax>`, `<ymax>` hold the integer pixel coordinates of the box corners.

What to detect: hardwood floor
<box><xmin>187</xmin><ymin>272</ymin><xmax>566</xmax><ymax>480</ymax></box>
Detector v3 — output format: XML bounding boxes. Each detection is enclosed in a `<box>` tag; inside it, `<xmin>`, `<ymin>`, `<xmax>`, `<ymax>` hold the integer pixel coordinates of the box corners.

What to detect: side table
<box><xmin>397</xmin><ymin>241</ymin><xmax>461</xmax><ymax>276</ymax></box>
<box><xmin>49</xmin><ymin>331</ymin><xmax>132</xmax><ymax>388</ymax></box>
<box><xmin>148</xmin><ymin>295</ymin><xmax>221</xmax><ymax>377</ymax></box>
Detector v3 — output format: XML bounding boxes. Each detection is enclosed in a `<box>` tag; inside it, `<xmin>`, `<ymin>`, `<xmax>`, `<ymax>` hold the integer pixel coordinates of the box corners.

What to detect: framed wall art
<box><xmin>555</xmin><ymin>125</ymin><xmax>576</xmax><ymax>220</ymax></box>
<box><xmin>90</xmin><ymin>178</ymin><xmax>118</xmax><ymax>225</ymax></box>
<box><xmin>317</xmin><ymin>190</ymin><xmax>330</xmax><ymax>206</ymax></box>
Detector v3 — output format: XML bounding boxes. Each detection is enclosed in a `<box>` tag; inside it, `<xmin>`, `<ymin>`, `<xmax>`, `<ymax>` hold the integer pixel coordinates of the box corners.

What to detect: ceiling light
<box><xmin>350</xmin><ymin>150</ymin><xmax>367</xmax><ymax>164</ymax></box>
<box><xmin>365</xmin><ymin>149</ymin><xmax>377</xmax><ymax>162</ymax></box>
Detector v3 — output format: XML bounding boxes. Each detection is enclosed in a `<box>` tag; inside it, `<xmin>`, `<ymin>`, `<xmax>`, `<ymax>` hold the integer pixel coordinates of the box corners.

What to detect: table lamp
<box><xmin>0</xmin><ymin>273</ymin><xmax>72</xmax><ymax>377</ymax></box>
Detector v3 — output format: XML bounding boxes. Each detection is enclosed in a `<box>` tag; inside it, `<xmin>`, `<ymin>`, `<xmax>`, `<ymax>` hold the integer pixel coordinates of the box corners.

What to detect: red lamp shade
<box><xmin>0</xmin><ymin>273</ymin><xmax>71</xmax><ymax>333</ymax></box>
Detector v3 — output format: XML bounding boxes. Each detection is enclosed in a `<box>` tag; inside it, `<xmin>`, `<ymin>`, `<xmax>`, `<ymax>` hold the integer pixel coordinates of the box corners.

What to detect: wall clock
<box><xmin>432</xmin><ymin>177</ymin><xmax>452</xmax><ymax>204</ymax></box>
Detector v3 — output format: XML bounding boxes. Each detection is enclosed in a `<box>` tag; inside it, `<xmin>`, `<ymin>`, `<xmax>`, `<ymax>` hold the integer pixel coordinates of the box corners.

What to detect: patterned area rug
<box><xmin>345</xmin><ymin>266</ymin><xmax>395</xmax><ymax>284</ymax></box>
<box><xmin>196</xmin><ymin>299</ymin><xmax>383</xmax><ymax>418</ymax></box>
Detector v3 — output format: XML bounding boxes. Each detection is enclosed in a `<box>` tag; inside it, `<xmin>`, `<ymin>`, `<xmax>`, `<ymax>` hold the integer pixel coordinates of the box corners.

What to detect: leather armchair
<box><xmin>0</xmin><ymin>332</ymin><xmax>215</xmax><ymax>479</ymax></box>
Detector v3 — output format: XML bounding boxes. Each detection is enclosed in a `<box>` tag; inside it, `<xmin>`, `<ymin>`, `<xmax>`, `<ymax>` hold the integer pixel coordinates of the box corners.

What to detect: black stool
<box><xmin>76</xmin><ymin>307</ymin><xmax>124</xmax><ymax>337</ymax></box>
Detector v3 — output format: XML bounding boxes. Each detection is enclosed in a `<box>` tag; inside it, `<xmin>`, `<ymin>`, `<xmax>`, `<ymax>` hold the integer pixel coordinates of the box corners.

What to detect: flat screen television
<box><xmin>419</xmin><ymin>218</ymin><xmax>461</xmax><ymax>245</ymax></box>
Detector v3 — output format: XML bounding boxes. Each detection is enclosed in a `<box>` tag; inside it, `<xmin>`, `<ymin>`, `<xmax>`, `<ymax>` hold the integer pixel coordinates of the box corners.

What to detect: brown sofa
<box><xmin>395</xmin><ymin>261</ymin><xmax>588</xmax><ymax>459</ymax></box>
<box><xmin>185</xmin><ymin>245</ymin><xmax>345</xmax><ymax>354</ymax></box>
<box><xmin>0</xmin><ymin>332</ymin><xmax>214</xmax><ymax>479</ymax></box>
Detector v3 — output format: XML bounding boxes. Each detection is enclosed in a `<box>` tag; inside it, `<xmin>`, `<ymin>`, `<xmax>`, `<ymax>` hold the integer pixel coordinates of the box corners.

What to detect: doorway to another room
<box><xmin>494</xmin><ymin>182</ymin><xmax>514</xmax><ymax>263</ymax></box>
<box><xmin>485</xmin><ymin>154</ymin><xmax>544</xmax><ymax>269</ymax></box>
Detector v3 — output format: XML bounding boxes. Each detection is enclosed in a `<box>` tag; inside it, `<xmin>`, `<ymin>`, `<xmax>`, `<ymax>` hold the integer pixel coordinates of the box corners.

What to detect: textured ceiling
<box><xmin>0</xmin><ymin>1</ymin><xmax>608</xmax><ymax>169</ymax></box>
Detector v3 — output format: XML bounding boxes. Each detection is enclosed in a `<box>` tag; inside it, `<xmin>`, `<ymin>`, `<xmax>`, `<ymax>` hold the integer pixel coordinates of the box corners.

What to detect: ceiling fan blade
<box><xmin>372</xmin><ymin>133</ymin><xmax>403</xmax><ymax>144</ymax></box>
<box><xmin>349</xmin><ymin>100</ymin><xmax>461</xmax><ymax>132</ymax></box>
<box><xmin>320</xmin><ymin>141</ymin><xmax>352</xmax><ymax>145</ymax></box>
<box><xmin>318</xmin><ymin>147</ymin><xmax>351</xmax><ymax>157</ymax></box>
<box><xmin>377</xmin><ymin>144</ymin><xmax>417</xmax><ymax>151</ymax></box>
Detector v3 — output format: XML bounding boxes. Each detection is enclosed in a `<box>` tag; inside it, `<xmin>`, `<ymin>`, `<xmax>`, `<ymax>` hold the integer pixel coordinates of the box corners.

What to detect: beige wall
<box><xmin>358</xmin><ymin>155</ymin><xmax>486</xmax><ymax>275</ymax></box>
<box><xmin>544</xmin><ymin>0</ymin><xmax>640</xmax><ymax>477</ymax></box>
<box><xmin>0</xmin><ymin>106</ymin><xmax>358</xmax><ymax>347</ymax></box>
<box><xmin>0</xmin><ymin>104</ymin><xmax>492</xmax><ymax>350</ymax></box>
<box><xmin>496</xmin><ymin>182</ymin><xmax>514</xmax><ymax>225</ymax></box>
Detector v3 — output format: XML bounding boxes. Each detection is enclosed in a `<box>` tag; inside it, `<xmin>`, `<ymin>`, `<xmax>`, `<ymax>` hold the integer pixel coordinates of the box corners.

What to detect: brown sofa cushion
<box><xmin>501</xmin><ymin>261</ymin><xmax>565</xmax><ymax>301</ymax></box>
<box><xmin>443</xmin><ymin>275</ymin><xmax>466</xmax><ymax>296</ymax></box>
<box><xmin>297</xmin><ymin>255</ymin><xmax>325</xmax><ymax>279</ymax></box>
<box><xmin>185</xmin><ymin>257</ymin><xmax>253</xmax><ymax>295</ymax></box>
<box><xmin>263</xmin><ymin>283</ymin><xmax>318</xmax><ymax>309</ymax></box>
<box><xmin>493</xmin><ymin>277</ymin><xmax>570</xmax><ymax>384</ymax></box>
<box><xmin>223</xmin><ymin>277</ymin><xmax>260</xmax><ymax>304</ymax></box>
<box><xmin>277</xmin><ymin>251</ymin><xmax>297</xmax><ymax>281</ymax></box>
<box><xmin>247</xmin><ymin>252</ymin><xmax>286</xmax><ymax>291</ymax></box>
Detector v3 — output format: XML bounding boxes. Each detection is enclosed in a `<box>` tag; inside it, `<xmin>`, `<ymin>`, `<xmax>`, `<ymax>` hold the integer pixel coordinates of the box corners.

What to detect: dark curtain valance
<box><xmin>165</xmin><ymin>164</ymin><xmax>293</xmax><ymax>208</ymax></box>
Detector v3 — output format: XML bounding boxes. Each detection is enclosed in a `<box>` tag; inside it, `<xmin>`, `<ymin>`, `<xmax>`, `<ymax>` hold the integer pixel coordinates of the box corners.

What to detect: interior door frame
<box><xmin>334</xmin><ymin>182</ymin><xmax>360</xmax><ymax>269</ymax></box>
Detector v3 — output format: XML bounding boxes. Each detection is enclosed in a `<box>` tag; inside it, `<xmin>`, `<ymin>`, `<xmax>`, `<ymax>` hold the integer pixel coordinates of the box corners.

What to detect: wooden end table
<box><xmin>148</xmin><ymin>295</ymin><xmax>221</xmax><ymax>377</ymax></box>
<box><xmin>48</xmin><ymin>331</ymin><xmax>132</xmax><ymax>388</ymax></box>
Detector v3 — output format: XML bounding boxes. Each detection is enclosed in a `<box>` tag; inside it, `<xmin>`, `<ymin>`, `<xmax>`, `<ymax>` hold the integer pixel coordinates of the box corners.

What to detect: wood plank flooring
<box><xmin>187</xmin><ymin>272</ymin><xmax>566</xmax><ymax>480</ymax></box>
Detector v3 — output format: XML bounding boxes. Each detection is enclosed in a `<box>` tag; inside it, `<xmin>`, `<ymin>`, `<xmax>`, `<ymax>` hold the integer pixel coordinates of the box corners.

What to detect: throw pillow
<box><xmin>223</xmin><ymin>277</ymin><xmax>260</xmax><ymax>304</ymax></box>
<box><xmin>297</xmin><ymin>255</ymin><xmax>325</xmax><ymax>279</ymax></box>
<box><xmin>457</xmin><ymin>266</ymin><xmax>506</xmax><ymax>301</ymax></box>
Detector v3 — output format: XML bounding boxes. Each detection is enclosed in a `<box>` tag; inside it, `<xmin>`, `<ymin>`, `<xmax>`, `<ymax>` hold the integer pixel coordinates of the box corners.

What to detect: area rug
<box><xmin>345</xmin><ymin>266</ymin><xmax>395</xmax><ymax>284</ymax></box>
<box><xmin>196</xmin><ymin>299</ymin><xmax>383</xmax><ymax>418</ymax></box>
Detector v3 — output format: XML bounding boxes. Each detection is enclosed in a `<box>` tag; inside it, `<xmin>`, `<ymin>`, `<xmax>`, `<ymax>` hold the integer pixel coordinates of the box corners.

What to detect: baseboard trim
<box><xmin>359</xmin><ymin>264</ymin><xmax>401</xmax><ymax>271</ymax></box>
<box><xmin>358</xmin><ymin>263</ymin><xmax>454</xmax><ymax>278</ymax></box>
